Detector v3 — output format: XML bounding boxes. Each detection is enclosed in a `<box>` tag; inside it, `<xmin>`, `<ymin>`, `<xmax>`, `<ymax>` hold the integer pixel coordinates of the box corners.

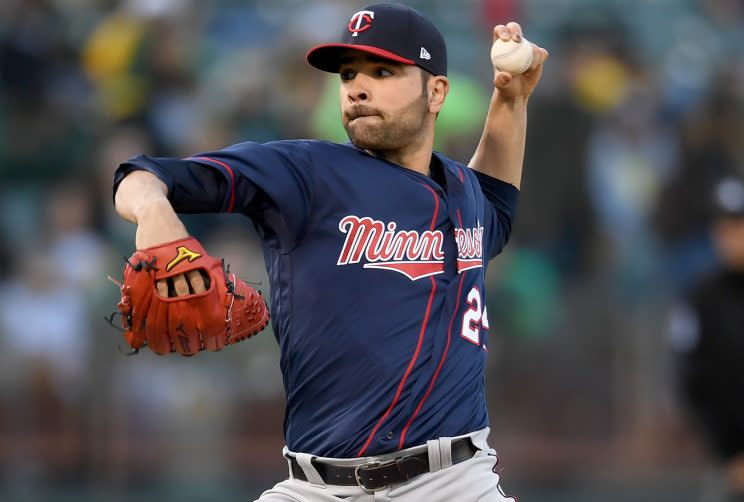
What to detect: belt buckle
<box><xmin>354</xmin><ymin>460</ymin><xmax>384</xmax><ymax>492</ymax></box>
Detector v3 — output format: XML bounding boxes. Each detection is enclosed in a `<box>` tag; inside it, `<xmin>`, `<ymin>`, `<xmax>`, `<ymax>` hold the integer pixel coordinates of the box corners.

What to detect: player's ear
<box><xmin>428</xmin><ymin>76</ymin><xmax>449</xmax><ymax>114</ymax></box>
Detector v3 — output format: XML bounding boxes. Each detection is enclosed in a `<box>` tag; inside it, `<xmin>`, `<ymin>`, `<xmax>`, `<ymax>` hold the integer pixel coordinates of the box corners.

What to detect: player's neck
<box><xmin>365</xmin><ymin>131</ymin><xmax>435</xmax><ymax>177</ymax></box>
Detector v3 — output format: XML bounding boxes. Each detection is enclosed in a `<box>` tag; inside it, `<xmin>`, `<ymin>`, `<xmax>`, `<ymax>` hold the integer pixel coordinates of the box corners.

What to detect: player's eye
<box><xmin>376</xmin><ymin>67</ymin><xmax>394</xmax><ymax>77</ymax></box>
<box><xmin>340</xmin><ymin>68</ymin><xmax>356</xmax><ymax>81</ymax></box>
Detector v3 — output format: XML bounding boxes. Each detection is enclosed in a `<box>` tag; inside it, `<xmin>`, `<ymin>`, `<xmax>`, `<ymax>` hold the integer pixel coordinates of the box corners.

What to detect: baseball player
<box><xmin>112</xmin><ymin>3</ymin><xmax>548</xmax><ymax>501</ymax></box>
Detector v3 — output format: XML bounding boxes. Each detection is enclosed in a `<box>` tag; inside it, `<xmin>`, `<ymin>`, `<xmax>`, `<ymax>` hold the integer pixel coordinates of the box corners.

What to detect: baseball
<box><xmin>490</xmin><ymin>37</ymin><xmax>534</xmax><ymax>75</ymax></box>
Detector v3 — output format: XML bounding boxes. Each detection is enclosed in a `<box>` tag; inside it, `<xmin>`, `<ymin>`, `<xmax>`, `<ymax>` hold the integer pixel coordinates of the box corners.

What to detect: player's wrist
<box><xmin>134</xmin><ymin>200</ymin><xmax>188</xmax><ymax>249</ymax></box>
<box><xmin>492</xmin><ymin>89</ymin><xmax>528</xmax><ymax>108</ymax></box>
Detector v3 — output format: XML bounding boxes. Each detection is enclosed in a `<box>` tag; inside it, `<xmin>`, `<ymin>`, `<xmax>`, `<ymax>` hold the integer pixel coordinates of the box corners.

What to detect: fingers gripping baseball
<box><xmin>491</xmin><ymin>21</ymin><xmax>549</xmax><ymax>98</ymax></box>
<box><xmin>111</xmin><ymin>236</ymin><xmax>270</xmax><ymax>356</ymax></box>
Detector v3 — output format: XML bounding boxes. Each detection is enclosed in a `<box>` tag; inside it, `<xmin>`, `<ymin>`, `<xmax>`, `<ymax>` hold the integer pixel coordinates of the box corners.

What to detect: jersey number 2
<box><xmin>461</xmin><ymin>287</ymin><xmax>489</xmax><ymax>345</ymax></box>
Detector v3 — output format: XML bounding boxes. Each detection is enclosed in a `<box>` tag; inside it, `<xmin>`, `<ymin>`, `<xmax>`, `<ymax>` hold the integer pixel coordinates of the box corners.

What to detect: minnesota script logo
<box><xmin>454</xmin><ymin>226</ymin><xmax>484</xmax><ymax>273</ymax></box>
<box><xmin>337</xmin><ymin>215</ymin><xmax>483</xmax><ymax>280</ymax></box>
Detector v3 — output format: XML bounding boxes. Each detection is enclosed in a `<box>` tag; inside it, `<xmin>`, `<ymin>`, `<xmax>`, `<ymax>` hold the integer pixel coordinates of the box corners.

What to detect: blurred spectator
<box><xmin>0</xmin><ymin>248</ymin><xmax>90</xmax><ymax>486</ymax></box>
<box><xmin>654</xmin><ymin>72</ymin><xmax>744</xmax><ymax>289</ymax></box>
<box><xmin>0</xmin><ymin>180</ymin><xmax>108</xmax><ymax>488</ymax></box>
<box><xmin>511</xmin><ymin>23</ymin><xmax>604</xmax><ymax>280</ymax></box>
<box><xmin>668</xmin><ymin>176</ymin><xmax>744</xmax><ymax>502</ymax></box>
<box><xmin>0</xmin><ymin>0</ymin><xmax>94</xmax><ymax>183</ymax></box>
<box><xmin>45</xmin><ymin>182</ymin><xmax>108</xmax><ymax>289</ymax></box>
<box><xmin>587</xmin><ymin>79</ymin><xmax>678</xmax><ymax>302</ymax></box>
<box><xmin>0</xmin><ymin>181</ymin><xmax>105</xmax><ymax>388</ymax></box>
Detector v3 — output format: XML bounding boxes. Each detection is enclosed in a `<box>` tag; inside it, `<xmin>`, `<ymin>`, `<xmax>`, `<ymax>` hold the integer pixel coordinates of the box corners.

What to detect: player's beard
<box><xmin>343</xmin><ymin>92</ymin><xmax>429</xmax><ymax>152</ymax></box>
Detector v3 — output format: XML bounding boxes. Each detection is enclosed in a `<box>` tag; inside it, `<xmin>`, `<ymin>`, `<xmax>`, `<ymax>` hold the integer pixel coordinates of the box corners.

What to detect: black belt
<box><xmin>288</xmin><ymin>437</ymin><xmax>479</xmax><ymax>491</ymax></box>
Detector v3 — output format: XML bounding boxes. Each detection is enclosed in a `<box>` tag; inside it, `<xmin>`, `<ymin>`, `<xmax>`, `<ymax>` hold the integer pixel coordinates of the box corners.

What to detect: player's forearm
<box><xmin>114</xmin><ymin>170</ymin><xmax>189</xmax><ymax>248</ymax></box>
<box><xmin>468</xmin><ymin>90</ymin><xmax>528</xmax><ymax>189</ymax></box>
<box><xmin>115</xmin><ymin>170</ymin><xmax>169</xmax><ymax>223</ymax></box>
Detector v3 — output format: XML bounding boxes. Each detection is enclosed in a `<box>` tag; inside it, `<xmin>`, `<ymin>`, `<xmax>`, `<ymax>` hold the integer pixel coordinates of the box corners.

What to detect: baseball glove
<box><xmin>107</xmin><ymin>236</ymin><xmax>269</xmax><ymax>356</ymax></box>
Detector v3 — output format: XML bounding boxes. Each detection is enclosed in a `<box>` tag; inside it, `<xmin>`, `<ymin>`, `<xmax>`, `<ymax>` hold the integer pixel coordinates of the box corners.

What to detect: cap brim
<box><xmin>307</xmin><ymin>44</ymin><xmax>416</xmax><ymax>73</ymax></box>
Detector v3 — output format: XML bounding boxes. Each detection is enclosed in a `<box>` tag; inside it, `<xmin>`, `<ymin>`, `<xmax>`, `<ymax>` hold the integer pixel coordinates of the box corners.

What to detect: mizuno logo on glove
<box><xmin>166</xmin><ymin>246</ymin><xmax>202</xmax><ymax>271</ymax></box>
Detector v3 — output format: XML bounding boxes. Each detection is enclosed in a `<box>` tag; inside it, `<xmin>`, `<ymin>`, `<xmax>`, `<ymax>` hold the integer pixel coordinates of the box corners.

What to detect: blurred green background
<box><xmin>1</xmin><ymin>0</ymin><xmax>743</xmax><ymax>500</ymax></box>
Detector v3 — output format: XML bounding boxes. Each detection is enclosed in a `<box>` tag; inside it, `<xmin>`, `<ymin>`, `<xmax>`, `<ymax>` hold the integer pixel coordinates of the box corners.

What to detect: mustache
<box><xmin>344</xmin><ymin>105</ymin><xmax>383</xmax><ymax>121</ymax></box>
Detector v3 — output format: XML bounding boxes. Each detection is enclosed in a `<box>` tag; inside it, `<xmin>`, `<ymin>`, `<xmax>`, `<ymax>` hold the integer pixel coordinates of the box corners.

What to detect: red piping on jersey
<box><xmin>398</xmin><ymin>209</ymin><xmax>466</xmax><ymax>448</ymax></box>
<box><xmin>423</xmin><ymin>185</ymin><xmax>441</xmax><ymax>232</ymax></box>
<box><xmin>355</xmin><ymin>183</ymin><xmax>440</xmax><ymax>457</ymax></box>
<box><xmin>398</xmin><ymin>268</ymin><xmax>465</xmax><ymax>448</ymax></box>
<box><xmin>190</xmin><ymin>156</ymin><xmax>236</xmax><ymax>213</ymax></box>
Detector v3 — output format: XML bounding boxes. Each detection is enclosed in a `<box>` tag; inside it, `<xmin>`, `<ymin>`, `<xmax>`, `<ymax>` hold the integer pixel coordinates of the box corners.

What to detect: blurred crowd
<box><xmin>0</xmin><ymin>0</ymin><xmax>743</xmax><ymax>500</ymax></box>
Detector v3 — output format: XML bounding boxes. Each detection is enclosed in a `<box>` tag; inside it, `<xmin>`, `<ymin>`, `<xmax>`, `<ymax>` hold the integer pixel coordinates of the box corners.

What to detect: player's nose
<box><xmin>345</xmin><ymin>76</ymin><xmax>371</xmax><ymax>103</ymax></box>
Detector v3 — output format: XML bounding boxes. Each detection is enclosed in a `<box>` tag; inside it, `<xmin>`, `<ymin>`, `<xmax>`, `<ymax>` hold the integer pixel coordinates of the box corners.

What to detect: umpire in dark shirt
<box><xmin>668</xmin><ymin>176</ymin><xmax>744</xmax><ymax>501</ymax></box>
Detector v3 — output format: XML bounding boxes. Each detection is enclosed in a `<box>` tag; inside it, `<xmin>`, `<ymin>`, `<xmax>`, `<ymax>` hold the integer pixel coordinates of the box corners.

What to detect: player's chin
<box><xmin>345</xmin><ymin>124</ymin><xmax>389</xmax><ymax>150</ymax></box>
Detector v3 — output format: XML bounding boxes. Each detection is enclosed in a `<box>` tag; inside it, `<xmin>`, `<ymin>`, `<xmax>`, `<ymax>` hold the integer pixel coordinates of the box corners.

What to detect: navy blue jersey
<box><xmin>114</xmin><ymin>140</ymin><xmax>518</xmax><ymax>458</ymax></box>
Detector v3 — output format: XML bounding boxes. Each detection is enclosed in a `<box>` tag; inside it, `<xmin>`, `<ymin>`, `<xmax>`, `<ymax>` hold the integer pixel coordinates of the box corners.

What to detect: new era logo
<box><xmin>420</xmin><ymin>47</ymin><xmax>431</xmax><ymax>60</ymax></box>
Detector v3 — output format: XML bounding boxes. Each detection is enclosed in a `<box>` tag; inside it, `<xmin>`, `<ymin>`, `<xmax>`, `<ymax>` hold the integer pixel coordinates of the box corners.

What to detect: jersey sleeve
<box><xmin>472</xmin><ymin>170</ymin><xmax>519</xmax><ymax>260</ymax></box>
<box><xmin>113</xmin><ymin>140</ymin><xmax>315</xmax><ymax>250</ymax></box>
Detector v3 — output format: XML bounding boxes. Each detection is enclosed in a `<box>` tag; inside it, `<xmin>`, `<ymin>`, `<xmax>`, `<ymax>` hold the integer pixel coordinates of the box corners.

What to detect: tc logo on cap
<box><xmin>349</xmin><ymin>9</ymin><xmax>374</xmax><ymax>37</ymax></box>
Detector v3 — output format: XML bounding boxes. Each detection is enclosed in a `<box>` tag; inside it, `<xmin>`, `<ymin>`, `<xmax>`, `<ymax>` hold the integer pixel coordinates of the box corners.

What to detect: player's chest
<box><xmin>312</xmin><ymin>165</ymin><xmax>485</xmax><ymax>281</ymax></box>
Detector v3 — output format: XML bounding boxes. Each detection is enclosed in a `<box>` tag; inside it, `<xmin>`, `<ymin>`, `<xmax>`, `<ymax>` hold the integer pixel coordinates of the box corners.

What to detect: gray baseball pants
<box><xmin>255</xmin><ymin>428</ymin><xmax>516</xmax><ymax>502</ymax></box>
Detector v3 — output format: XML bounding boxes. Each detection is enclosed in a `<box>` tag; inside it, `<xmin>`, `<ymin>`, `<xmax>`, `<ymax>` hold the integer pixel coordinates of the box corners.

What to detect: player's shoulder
<box><xmin>433</xmin><ymin>151</ymin><xmax>466</xmax><ymax>176</ymax></box>
<box><xmin>433</xmin><ymin>151</ymin><xmax>482</xmax><ymax>186</ymax></box>
<box><xmin>433</xmin><ymin>151</ymin><xmax>465</xmax><ymax>170</ymax></box>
